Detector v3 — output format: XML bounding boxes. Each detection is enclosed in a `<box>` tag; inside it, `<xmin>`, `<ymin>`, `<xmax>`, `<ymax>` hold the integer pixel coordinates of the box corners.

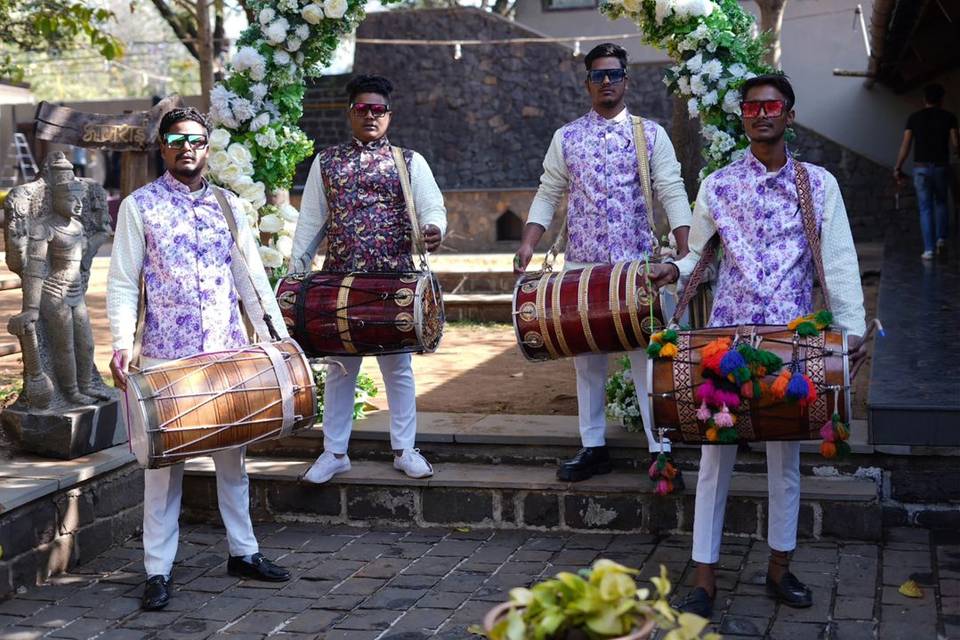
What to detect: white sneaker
<box><xmin>393</xmin><ymin>448</ymin><xmax>434</xmax><ymax>479</ymax></box>
<box><xmin>937</xmin><ymin>239</ymin><xmax>947</xmax><ymax>254</ymax></box>
<box><xmin>302</xmin><ymin>451</ymin><xmax>351</xmax><ymax>484</ymax></box>
<box><xmin>921</xmin><ymin>250</ymin><xmax>934</xmax><ymax>260</ymax></box>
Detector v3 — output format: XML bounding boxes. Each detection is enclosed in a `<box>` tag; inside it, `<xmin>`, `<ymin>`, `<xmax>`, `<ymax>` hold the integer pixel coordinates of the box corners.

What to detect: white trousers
<box><xmin>574</xmin><ymin>349</ymin><xmax>669</xmax><ymax>453</ymax></box>
<box><xmin>143</xmin><ymin>447</ymin><xmax>259</xmax><ymax>576</ymax></box>
<box><xmin>692</xmin><ymin>441</ymin><xmax>801</xmax><ymax>564</ymax></box>
<box><xmin>322</xmin><ymin>353</ymin><xmax>416</xmax><ymax>454</ymax></box>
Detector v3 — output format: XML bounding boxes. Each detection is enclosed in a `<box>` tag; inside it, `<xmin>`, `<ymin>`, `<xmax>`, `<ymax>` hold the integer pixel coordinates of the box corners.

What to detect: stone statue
<box><xmin>3</xmin><ymin>152</ymin><xmax>115</xmax><ymax>410</ymax></box>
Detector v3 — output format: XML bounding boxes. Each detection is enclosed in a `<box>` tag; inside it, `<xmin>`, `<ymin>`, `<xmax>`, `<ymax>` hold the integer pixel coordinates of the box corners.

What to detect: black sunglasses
<box><xmin>586</xmin><ymin>68</ymin><xmax>627</xmax><ymax>85</ymax></box>
<box><xmin>162</xmin><ymin>133</ymin><xmax>209</xmax><ymax>149</ymax></box>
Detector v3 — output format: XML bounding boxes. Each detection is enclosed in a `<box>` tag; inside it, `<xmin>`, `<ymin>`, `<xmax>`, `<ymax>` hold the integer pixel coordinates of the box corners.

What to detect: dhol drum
<box><xmin>648</xmin><ymin>325</ymin><xmax>850</xmax><ymax>443</ymax></box>
<box><xmin>125</xmin><ymin>339</ymin><xmax>317</xmax><ymax>468</ymax></box>
<box><xmin>513</xmin><ymin>261</ymin><xmax>665</xmax><ymax>361</ymax></box>
<box><xmin>275</xmin><ymin>270</ymin><xmax>444</xmax><ymax>357</ymax></box>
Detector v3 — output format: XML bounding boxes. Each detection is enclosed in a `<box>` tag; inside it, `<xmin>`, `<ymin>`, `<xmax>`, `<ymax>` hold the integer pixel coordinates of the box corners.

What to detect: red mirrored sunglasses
<box><xmin>740</xmin><ymin>99</ymin><xmax>786</xmax><ymax>119</ymax></box>
<box><xmin>350</xmin><ymin>103</ymin><xmax>390</xmax><ymax>118</ymax></box>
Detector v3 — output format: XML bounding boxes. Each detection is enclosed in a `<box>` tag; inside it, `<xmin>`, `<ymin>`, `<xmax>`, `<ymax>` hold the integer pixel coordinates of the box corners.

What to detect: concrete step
<box><xmin>436</xmin><ymin>271</ymin><xmax>517</xmax><ymax>295</ymax></box>
<box><xmin>181</xmin><ymin>456</ymin><xmax>881</xmax><ymax>540</ymax></box>
<box><xmin>442</xmin><ymin>293</ymin><xmax>513</xmax><ymax>323</ymax></box>
<box><xmin>248</xmin><ymin>412</ymin><xmax>875</xmax><ymax>472</ymax></box>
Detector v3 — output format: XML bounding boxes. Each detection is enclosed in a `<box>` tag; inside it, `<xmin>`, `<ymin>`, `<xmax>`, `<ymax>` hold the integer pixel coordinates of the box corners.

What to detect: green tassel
<box><xmin>836</xmin><ymin>440</ymin><xmax>851</xmax><ymax>458</ymax></box>
<box><xmin>814</xmin><ymin>310</ymin><xmax>833</xmax><ymax>329</ymax></box>
<box><xmin>656</xmin><ymin>453</ymin><xmax>667</xmax><ymax>471</ymax></box>
<box><xmin>719</xmin><ymin>428</ymin><xmax>739</xmax><ymax>444</ymax></box>
<box><xmin>796</xmin><ymin>321</ymin><xmax>819</xmax><ymax>337</ymax></box>
<box><xmin>753</xmin><ymin>380</ymin><xmax>762</xmax><ymax>398</ymax></box>
<box><xmin>647</xmin><ymin>342</ymin><xmax>662</xmax><ymax>357</ymax></box>
<box><xmin>662</xmin><ymin>329</ymin><xmax>678</xmax><ymax>343</ymax></box>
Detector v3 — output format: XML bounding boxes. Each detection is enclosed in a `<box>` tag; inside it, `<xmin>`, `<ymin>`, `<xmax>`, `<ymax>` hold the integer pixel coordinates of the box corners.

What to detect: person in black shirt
<box><xmin>894</xmin><ymin>83</ymin><xmax>960</xmax><ymax>259</ymax></box>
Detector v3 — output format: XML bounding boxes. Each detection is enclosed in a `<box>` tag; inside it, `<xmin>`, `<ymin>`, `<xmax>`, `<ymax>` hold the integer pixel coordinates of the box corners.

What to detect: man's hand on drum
<box><xmin>645</xmin><ymin>262</ymin><xmax>680</xmax><ymax>290</ymax></box>
<box><xmin>111</xmin><ymin>349</ymin><xmax>130</xmax><ymax>391</ymax></box>
<box><xmin>848</xmin><ymin>335</ymin><xmax>868</xmax><ymax>380</ymax></box>
<box><xmin>423</xmin><ymin>225</ymin><xmax>442</xmax><ymax>252</ymax></box>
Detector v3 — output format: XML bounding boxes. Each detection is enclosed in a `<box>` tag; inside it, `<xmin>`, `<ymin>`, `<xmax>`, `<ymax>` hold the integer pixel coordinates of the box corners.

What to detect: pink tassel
<box><xmin>713</xmin><ymin>405</ymin><xmax>735</xmax><ymax>428</ymax></box>
<box><xmin>696</xmin><ymin>400</ymin><xmax>712</xmax><ymax>422</ymax></box>
<box><xmin>819</xmin><ymin>420</ymin><xmax>835</xmax><ymax>442</ymax></box>
<box><xmin>696</xmin><ymin>379</ymin><xmax>716</xmax><ymax>404</ymax></box>
<box><xmin>648</xmin><ymin>459</ymin><xmax>659</xmax><ymax>480</ymax></box>
<box><xmin>715</xmin><ymin>388</ymin><xmax>741</xmax><ymax>409</ymax></box>
<box><xmin>654</xmin><ymin>479</ymin><xmax>671</xmax><ymax>496</ymax></box>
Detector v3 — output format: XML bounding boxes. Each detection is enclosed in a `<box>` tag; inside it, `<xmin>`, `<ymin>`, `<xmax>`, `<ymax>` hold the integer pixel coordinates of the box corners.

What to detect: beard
<box><xmin>170</xmin><ymin>158</ymin><xmax>206</xmax><ymax>181</ymax></box>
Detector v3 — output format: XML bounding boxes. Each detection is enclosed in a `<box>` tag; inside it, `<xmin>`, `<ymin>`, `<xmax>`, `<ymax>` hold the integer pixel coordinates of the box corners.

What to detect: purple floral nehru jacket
<box><xmin>705</xmin><ymin>151</ymin><xmax>828</xmax><ymax>327</ymax></box>
<box><xmin>319</xmin><ymin>137</ymin><xmax>416</xmax><ymax>273</ymax></box>
<box><xmin>133</xmin><ymin>172</ymin><xmax>247</xmax><ymax>359</ymax></box>
<box><xmin>561</xmin><ymin>112</ymin><xmax>657</xmax><ymax>263</ymax></box>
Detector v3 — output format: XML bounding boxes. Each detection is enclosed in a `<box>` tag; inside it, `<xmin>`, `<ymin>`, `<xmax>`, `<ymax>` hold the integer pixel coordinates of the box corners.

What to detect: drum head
<box><xmin>123</xmin><ymin>377</ymin><xmax>151</xmax><ymax>467</ymax></box>
<box><xmin>415</xmin><ymin>272</ymin><xmax>444</xmax><ymax>353</ymax></box>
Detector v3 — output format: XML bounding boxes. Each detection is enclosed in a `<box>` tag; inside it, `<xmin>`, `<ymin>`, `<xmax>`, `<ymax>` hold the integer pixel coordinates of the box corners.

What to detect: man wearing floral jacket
<box><xmin>290</xmin><ymin>74</ymin><xmax>447</xmax><ymax>485</ymax></box>
<box><xmin>513</xmin><ymin>43</ymin><xmax>692</xmax><ymax>484</ymax></box>
<box><xmin>108</xmin><ymin>107</ymin><xmax>291</xmax><ymax>611</ymax></box>
<box><xmin>647</xmin><ymin>74</ymin><xmax>868</xmax><ymax>617</ymax></box>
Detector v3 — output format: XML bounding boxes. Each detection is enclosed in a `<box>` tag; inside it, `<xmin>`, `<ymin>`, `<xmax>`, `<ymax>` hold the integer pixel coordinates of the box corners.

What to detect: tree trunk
<box><xmin>670</xmin><ymin>96</ymin><xmax>703</xmax><ymax>199</ymax></box>
<box><xmin>755</xmin><ymin>0</ymin><xmax>788</xmax><ymax>69</ymax></box>
<box><xmin>197</xmin><ymin>0</ymin><xmax>214</xmax><ymax>112</ymax></box>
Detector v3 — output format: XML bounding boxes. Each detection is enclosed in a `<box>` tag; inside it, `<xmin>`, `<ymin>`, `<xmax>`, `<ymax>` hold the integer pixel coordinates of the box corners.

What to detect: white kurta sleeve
<box><xmin>290</xmin><ymin>154</ymin><xmax>329</xmax><ymax>273</ymax></box>
<box><xmin>107</xmin><ymin>196</ymin><xmax>145</xmax><ymax>352</ymax></box>
<box><xmin>649</xmin><ymin>122</ymin><xmax>693</xmax><ymax>231</ymax></box>
<box><xmin>410</xmin><ymin>152</ymin><xmax>447</xmax><ymax>238</ymax></box>
<box><xmin>527</xmin><ymin>130</ymin><xmax>568</xmax><ymax>230</ymax></box>
<box><xmin>233</xmin><ymin>202</ymin><xmax>289</xmax><ymax>340</ymax></box>
<box><xmin>819</xmin><ymin>173</ymin><xmax>866</xmax><ymax>336</ymax></box>
<box><xmin>674</xmin><ymin>180</ymin><xmax>717</xmax><ymax>278</ymax></box>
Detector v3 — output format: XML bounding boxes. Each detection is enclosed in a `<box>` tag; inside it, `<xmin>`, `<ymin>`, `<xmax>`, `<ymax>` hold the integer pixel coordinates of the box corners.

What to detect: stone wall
<box><xmin>0</xmin><ymin>463</ymin><xmax>142</xmax><ymax>598</ymax></box>
<box><xmin>296</xmin><ymin>7</ymin><xmax>896</xmax><ymax>243</ymax></box>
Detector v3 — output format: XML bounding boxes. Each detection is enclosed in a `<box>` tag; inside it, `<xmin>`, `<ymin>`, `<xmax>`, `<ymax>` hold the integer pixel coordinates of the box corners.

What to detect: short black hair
<box><xmin>158</xmin><ymin>107</ymin><xmax>209</xmax><ymax>138</ymax></box>
<box><xmin>740</xmin><ymin>73</ymin><xmax>796</xmax><ymax>110</ymax></box>
<box><xmin>584</xmin><ymin>43</ymin><xmax>628</xmax><ymax>71</ymax></box>
<box><xmin>924</xmin><ymin>83</ymin><xmax>945</xmax><ymax>105</ymax></box>
<box><xmin>346</xmin><ymin>74</ymin><xmax>393</xmax><ymax>104</ymax></box>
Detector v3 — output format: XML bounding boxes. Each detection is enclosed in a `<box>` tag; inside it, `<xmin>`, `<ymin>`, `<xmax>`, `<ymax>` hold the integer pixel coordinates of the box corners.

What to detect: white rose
<box><xmin>258</xmin><ymin>245</ymin><xmax>283</xmax><ymax>268</ymax></box>
<box><xmin>323</xmin><ymin>0</ymin><xmax>348</xmax><ymax>19</ymax></box>
<box><xmin>232</xmin><ymin>175</ymin><xmax>254</xmax><ymax>190</ymax></box>
<box><xmin>689</xmin><ymin>74</ymin><xmax>707</xmax><ymax>96</ymax></box>
<box><xmin>259</xmin><ymin>7</ymin><xmax>275</xmax><ymax>25</ymax></box>
<box><xmin>295</xmin><ymin>24</ymin><xmax>310</xmax><ymax>39</ymax></box>
<box><xmin>274</xmin><ymin>49</ymin><xmax>291</xmax><ymax>66</ymax></box>
<box><xmin>249</xmin><ymin>113</ymin><xmax>271</xmax><ymax>132</ymax></box>
<box><xmin>264</xmin><ymin>18</ymin><xmax>290</xmax><ymax>45</ymax></box>
<box><xmin>259</xmin><ymin>214</ymin><xmax>284</xmax><ymax>233</ymax></box>
<box><xmin>207</xmin><ymin>150</ymin><xmax>230</xmax><ymax>172</ymax></box>
<box><xmin>301</xmin><ymin>3</ymin><xmax>324</xmax><ymax>24</ymax></box>
<box><xmin>685</xmin><ymin>53</ymin><xmax>704</xmax><ymax>74</ymax></box>
<box><xmin>239</xmin><ymin>180</ymin><xmax>266</xmax><ymax>200</ymax></box>
<box><xmin>279</xmin><ymin>203</ymin><xmax>300</xmax><ymax>222</ymax></box>
<box><xmin>276</xmin><ymin>235</ymin><xmax>293</xmax><ymax>258</ymax></box>
<box><xmin>208</xmin><ymin>128</ymin><xmax>231</xmax><ymax>150</ymax></box>
<box><xmin>286</xmin><ymin>37</ymin><xmax>302</xmax><ymax>52</ymax></box>
<box><xmin>220</xmin><ymin>164</ymin><xmax>243</xmax><ymax>185</ymax></box>
<box><xmin>227</xmin><ymin>142</ymin><xmax>253</xmax><ymax>166</ymax></box>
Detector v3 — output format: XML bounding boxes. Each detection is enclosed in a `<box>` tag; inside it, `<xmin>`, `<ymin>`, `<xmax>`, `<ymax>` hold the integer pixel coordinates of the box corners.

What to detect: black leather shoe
<box><xmin>677</xmin><ymin>587</ymin><xmax>714</xmax><ymax>618</ymax></box>
<box><xmin>557</xmin><ymin>446</ymin><xmax>612</xmax><ymax>482</ymax></box>
<box><xmin>766</xmin><ymin>572</ymin><xmax>813</xmax><ymax>608</ymax></box>
<box><xmin>142</xmin><ymin>575</ymin><xmax>171</xmax><ymax>611</ymax></box>
<box><xmin>227</xmin><ymin>553</ymin><xmax>291</xmax><ymax>582</ymax></box>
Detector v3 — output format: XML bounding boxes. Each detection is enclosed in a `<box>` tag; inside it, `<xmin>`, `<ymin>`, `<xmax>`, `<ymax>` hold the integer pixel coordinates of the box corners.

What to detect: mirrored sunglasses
<box><xmin>586</xmin><ymin>68</ymin><xmax>627</xmax><ymax>85</ymax></box>
<box><xmin>740</xmin><ymin>99</ymin><xmax>786</xmax><ymax>119</ymax></box>
<box><xmin>350</xmin><ymin>103</ymin><xmax>391</xmax><ymax>118</ymax></box>
<box><xmin>162</xmin><ymin>133</ymin><xmax>209</xmax><ymax>149</ymax></box>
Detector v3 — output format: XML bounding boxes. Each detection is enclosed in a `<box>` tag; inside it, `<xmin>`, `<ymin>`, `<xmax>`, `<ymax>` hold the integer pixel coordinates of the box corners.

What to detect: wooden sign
<box><xmin>33</xmin><ymin>95</ymin><xmax>183</xmax><ymax>151</ymax></box>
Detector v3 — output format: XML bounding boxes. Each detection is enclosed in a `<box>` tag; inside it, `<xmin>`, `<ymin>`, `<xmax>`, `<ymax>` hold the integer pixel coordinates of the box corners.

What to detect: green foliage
<box><xmin>0</xmin><ymin>0</ymin><xmax>124</xmax><ymax>81</ymax></box>
<box><xmin>312</xmin><ymin>363</ymin><xmax>378</xmax><ymax>421</ymax></box>
<box><xmin>474</xmin><ymin>561</ymin><xmax>719</xmax><ymax>640</ymax></box>
<box><xmin>605</xmin><ymin>356</ymin><xmax>643</xmax><ymax>432</ymax></box>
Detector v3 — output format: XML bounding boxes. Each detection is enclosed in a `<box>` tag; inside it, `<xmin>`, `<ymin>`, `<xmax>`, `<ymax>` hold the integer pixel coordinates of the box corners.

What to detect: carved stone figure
<box><xmin>3</xmin><ymin>152</ymin><xmax>115</xmax><ymax>411</ymax></box>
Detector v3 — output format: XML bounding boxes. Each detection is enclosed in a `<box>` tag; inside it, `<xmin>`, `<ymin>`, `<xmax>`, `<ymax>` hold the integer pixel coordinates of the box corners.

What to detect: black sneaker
<box><xmin>557</xmin><ymin>446</ymin><xmax>612</xmax><ymax>482</ymax></box>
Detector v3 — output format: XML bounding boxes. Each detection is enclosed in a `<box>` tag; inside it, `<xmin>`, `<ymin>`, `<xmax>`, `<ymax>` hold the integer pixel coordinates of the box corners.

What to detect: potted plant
<box><xmin>473</xmin><ymin>560</ymin><xmax>720</xmax><ymax>640</ymax></box>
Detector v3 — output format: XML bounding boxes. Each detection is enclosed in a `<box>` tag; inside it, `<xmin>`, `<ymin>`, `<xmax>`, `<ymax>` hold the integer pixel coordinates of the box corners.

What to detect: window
<box><xmin>496</xmin><ymin>209</ymin><xmax>524</xmax><ymax>242</ymax></box>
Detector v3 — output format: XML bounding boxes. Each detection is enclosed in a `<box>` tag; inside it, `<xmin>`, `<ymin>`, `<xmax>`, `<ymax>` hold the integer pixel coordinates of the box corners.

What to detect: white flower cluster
<box><xmin>653</xmin><ymin>0</ymin><xmax>715</xmax><ymax>24</ymax></box>
<box><xmin>207</xmin><ymin>129</ymin><xmax>268</xmax><ymax>215</ymax></box>
<box><xmin>257</xmin><ymin>202</ymin><xmax>300</xmax><ymax>266</ymax></box>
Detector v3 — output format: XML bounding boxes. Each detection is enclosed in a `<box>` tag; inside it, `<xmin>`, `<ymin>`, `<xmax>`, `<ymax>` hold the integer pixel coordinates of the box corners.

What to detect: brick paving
<box><xmin>0</xmin><ymin>524</ymin><xmax>953</xmax><ymax>640</ymax></box>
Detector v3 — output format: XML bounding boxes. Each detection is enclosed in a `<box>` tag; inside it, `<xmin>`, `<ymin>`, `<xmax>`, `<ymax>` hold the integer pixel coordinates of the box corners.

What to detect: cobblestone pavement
<box><xmin>0</xmin><ymin>524</ymin><xmax>954</xmax><ymax>640</ymax></box>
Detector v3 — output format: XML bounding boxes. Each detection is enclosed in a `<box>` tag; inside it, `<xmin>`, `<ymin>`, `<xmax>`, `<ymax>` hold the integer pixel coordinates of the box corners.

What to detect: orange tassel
<box><xmin>770</xmin><ymin>370</ymin><xmax>791</xmax><ymax>400</ymax></box>
<box><xmin>706</xmin><ymin>427</ymin><xmax>719</xmax><ymax>442</ymax></box>
<box><xmin>820</xmin><ymin>441</ymin><xmax>837</xmax><ymax>458</ymax></box>
<box><xmin>701</xmin><ymin>337</ymin><xmax>731</xmax><ymax>374</ymax></box>
<box><xmin>660</xmin><ymin>342</ymin><xmax>679</xmax><ymax>358</ymax></box>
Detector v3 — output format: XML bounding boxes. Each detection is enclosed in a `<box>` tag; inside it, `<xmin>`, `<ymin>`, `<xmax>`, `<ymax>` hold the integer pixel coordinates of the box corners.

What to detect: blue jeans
<box><xmin>913</xmin><ymin>166</ymin><xmax>950</xmax><ymax>252</ymax></box>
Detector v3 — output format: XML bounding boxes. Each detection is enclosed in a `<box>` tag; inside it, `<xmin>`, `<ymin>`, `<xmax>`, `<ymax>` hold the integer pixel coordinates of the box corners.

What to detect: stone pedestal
<box><xmin>1</xmin><ymin>399</ymin><xmax>127</xmax><ymax>459</ymax></box>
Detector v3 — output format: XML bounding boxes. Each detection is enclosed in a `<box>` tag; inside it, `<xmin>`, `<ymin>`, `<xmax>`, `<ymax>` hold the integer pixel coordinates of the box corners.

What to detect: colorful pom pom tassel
<box><xmin>701</xmin><ymin>337</ymin><xmax>731</xmax><ymax>375</ymax></box>
<box><xmin>771</xmin><ymin>369</ymin><xmax>791</xmax><ymax>400</ymax></box>
<box><xmin>786</xmin><ymin>370</ymin><xmax>811</xmax><ymax>402</ymax></box>
<box><xmin>706</xmin><ymin>426</ymin><xmax>719</xmax><ymax>442</ymax></box>
<box><xmin>718</xmin><ymin>427</ymin><xmax>739</xmax><ymax>444</ymax></box>
<box><xmin>660</xmin><ymin>342</ymin><xmax>679</xmax><ymax>358</ymax></box>
<box><xmin>820</xmin><ymin>441</ymin><xmax>837</xmax><ymax>458</ymax></box>
<box><xmin>647</xmin><ymin>341</ymin><xmax>662</xmax><ymax>358</ymax></box>
<box><xmin>696</xmin><ymin>400</ymin><xmax>712</xmax><ymax>422</ymax></box>
<box><xmin>713</xmin><ymin>405</ymin><xmax>736</xmax><ymax>428</ymax></box>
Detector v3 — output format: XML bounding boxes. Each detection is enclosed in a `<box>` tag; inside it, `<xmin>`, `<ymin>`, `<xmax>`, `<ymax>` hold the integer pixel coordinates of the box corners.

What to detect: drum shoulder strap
<box><xmin>631</xmin><ymin>115</ymin><xmax>657</xmax><ymax>240</ymax></box>
<box><xmin>794</xmin><ymin>162</ymin><xmax>832</xmax><ymax>311</ymax></box>
<box><xmin>211</xmin><ymin>186</ymin><xmax>280</xmax><ymax>342</ymax></box>
<box><xmin>390</xmin><ymin>146</ymin><xmax>426</xmax><ymax>258</ymax></box>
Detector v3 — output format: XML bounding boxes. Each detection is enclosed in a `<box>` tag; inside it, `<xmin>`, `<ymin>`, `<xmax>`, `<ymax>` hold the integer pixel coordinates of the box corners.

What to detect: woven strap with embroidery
<box><xmin>794</xmin><ymin>162</ymin><xmax>831</xmax><ymax>310</ymax></box>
